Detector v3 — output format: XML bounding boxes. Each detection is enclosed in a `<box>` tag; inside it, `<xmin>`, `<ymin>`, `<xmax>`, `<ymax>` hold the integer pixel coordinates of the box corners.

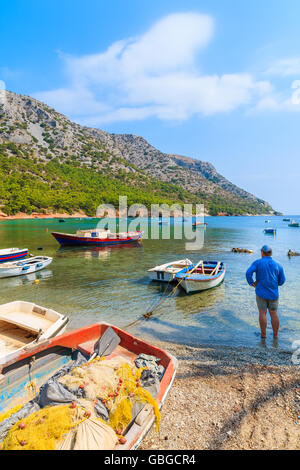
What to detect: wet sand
<box><xmin>141</xmin><ymin>341</ymin><xmax>300</xmax><ymax>450</ymax></box>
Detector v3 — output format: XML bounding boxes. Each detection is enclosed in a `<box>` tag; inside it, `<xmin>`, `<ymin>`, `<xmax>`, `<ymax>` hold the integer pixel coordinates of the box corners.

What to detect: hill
<box><xmin>0</xmin><ymin>90</ymin><xmax>274</xmax><ymax>216</ymax></box>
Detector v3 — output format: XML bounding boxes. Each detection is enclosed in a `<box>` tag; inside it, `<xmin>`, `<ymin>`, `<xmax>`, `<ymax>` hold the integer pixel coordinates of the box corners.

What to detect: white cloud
<box><xmin>265</xmin><ymin>58</ymin><xmax>300</xmax><ymax>76</ymax></box>
<box><xmin>34</xmin><ymin>12</ymin><xmax>272</xmax><ymax>125</ymax></box>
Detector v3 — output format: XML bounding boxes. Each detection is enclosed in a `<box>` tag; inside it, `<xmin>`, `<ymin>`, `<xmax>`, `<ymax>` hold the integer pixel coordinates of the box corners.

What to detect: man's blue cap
<box><xmin>261</xmin><ymin>245</ymin><xmax>272</xmax><ymax>253</ymax></box>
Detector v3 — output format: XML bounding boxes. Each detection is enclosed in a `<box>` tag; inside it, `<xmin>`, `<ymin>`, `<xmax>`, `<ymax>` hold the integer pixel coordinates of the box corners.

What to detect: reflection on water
<box><xmin>0</xmin><ymin>216</ymin><xmax>299</xmax><ymax>351</ymax></box>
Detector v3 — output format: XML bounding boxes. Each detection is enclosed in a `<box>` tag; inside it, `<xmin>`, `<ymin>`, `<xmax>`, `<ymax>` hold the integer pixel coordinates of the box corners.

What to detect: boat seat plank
<box><xmin>0</xmin><ymin>311</ymin><xmax>53</xmax><ymax>333</ymax></box>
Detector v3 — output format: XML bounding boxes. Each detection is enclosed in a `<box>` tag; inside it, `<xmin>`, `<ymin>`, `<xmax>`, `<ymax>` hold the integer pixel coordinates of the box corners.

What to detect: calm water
<box><xmin>0</xmin><ymin>216</ymin><xmax>299</xmax><ymax>351</ymax></box>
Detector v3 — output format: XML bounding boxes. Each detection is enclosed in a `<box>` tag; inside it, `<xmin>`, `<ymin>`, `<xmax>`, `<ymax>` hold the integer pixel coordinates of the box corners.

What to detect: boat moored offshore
<box><xmin>0</xmin><ymin>256</ymin><xmax>52</xmax><ymax>279</ymax></box>
<box><xmin>175</xmin><ymin>261</ymin><xmax>226</xmax><ymax>294</ymax></box>
<box><xmin>52</xmin><ymin>229</ymin><xmax>143</xmax><ymax>246</ymax></box>
<box><xmin>0</xmin><ymin>248</ymin><xmax>28</xmax><ymax>263</ymax></box>
<box><xmin>148</xmin><ymin>259</ymin><xmax>193</xmax><ymax>282</ymax></box>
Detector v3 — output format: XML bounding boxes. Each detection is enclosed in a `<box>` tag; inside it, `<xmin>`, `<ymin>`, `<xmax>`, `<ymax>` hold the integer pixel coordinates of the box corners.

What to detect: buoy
<box><xmin>46</xmin><ymin>228</ymin><xmax>48</xmax><ymax>232</ymax></box>
<box><xmin>34</xmin><ymin>279</ymin><xmax>39</xmax><ymax>285</ymax></box>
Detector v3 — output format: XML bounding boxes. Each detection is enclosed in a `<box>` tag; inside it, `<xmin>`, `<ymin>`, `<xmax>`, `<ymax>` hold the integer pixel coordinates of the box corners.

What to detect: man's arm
<box><xmin>246</xmin><ymin>262</ymin><xmax>257</xmax><ymax>287</ymax></box>
<box><xmin>278</xmin><ymin>265</ymin><xmax>286</xmax><ymax>286</ymax></box>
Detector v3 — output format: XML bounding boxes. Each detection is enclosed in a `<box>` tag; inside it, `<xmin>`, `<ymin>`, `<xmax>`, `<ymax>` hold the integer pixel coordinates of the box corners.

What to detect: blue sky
<box><xmin>1</xmin><ymin>0</ymin><xmax>300</xmax><ymax>213</ymax></box>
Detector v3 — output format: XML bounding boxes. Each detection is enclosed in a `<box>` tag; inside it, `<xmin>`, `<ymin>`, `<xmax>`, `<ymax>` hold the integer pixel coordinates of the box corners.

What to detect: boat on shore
<box><xmin>0</xmin><ymin>248</ymin><xmax>28</xmax><ymax>264</ymax></box>
<box><xmin>175</xmin><ymin>261</ymin><xmax>226</xmax><ymax>294</ymax></box>
<box><xmin>148</xmin><ymin>259</ymin><xmax>193</xmax><ymax>282</ymax></box>
<box><xmin>0</xmin><ymin>301</ymin><xmax>69</xmax><ymax>366</ymax></box>
<box><xmin>52</xmin><ymin>229</ymin><xmax>143</xmax><ymax>246</ymax></box>
<box><xmin>0</xmin><ymin>322</ymin><xmax>177</xmax><ymax>450</ymax></box>
<box><xmin>0</xmin><ymin>256</ymin><xmax>52</xmax><ymax>279</ymax></box>
<box><xmin>288</xmin><ymin>220</ymin><xmax>300</xmax><ymax>227</ymax></box>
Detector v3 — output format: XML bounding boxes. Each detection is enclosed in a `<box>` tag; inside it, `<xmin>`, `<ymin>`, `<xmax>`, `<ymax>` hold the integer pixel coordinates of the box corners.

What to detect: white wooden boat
<box><xmin>0</xmin><ymin>256</ymin><xmax>52</xmax><ymax>279</ymax></box>
<box><xmin>148</xmin><ymin>259</ymin><xmax>193</xmax><ymax>282</ymax></box>
<box><xmin>175</xmin><ymin>261</ymin><xmax>226</xmax><ymax>294</ymax></box>
<box><xmin>0</xmin><ymin>301</ymin><xmax>69</xmax><ymax>366</ymax></box>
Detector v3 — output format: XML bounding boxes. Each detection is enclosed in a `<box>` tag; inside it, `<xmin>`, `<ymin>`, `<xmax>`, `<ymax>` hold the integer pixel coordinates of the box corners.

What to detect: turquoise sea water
<box><xmin>0</xmin><ymin>216</ymin><xmax>299</xmax><ymax>351</ymax></box>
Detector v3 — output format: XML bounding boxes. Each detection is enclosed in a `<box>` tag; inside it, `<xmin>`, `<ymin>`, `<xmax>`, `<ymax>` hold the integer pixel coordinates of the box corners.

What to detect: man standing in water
<box><xmin>246</xmin><ymin>245</ymin><xmax>286</xmax><ymax>339</ymax></box>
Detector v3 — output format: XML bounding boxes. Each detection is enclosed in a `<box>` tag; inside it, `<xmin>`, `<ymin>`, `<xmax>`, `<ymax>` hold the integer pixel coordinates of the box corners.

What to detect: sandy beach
<box><xmin>140</xmin><ymin>341</ymin><xmax>300</xmax><ymax>450</ymax></box>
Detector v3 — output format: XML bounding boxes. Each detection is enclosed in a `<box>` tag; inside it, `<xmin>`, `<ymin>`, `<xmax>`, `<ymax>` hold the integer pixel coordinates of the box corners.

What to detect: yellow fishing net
<box><xmin>0</xmin><ymin>405</ymin><xmax>23</xmax><ymax>423</ymax></box>
<box><xmin>1</xmin><ymin>356</ymin><xmax>161</xmax><ymax>450</ymax></box>
<box><xmin>2</xmin><ymin>405</ymin><xmax>75</xmax><ymax>450</ymax></box>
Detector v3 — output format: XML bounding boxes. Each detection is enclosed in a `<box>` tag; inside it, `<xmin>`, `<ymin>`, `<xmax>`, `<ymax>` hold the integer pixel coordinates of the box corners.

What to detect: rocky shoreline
<box><xmin>141</xmin><ymin>341</ymin><xmax>300</xmax><ymax>450</ymax></box>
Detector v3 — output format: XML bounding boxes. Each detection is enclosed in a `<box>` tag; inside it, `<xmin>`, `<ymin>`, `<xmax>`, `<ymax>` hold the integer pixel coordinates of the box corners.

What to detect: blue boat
<box><xmin>263</xmin><ymin>228</ymin><xmax>276</xmax><ymax>234</ymax></box>
<box><xmin>0</xmin><ymin>247</ymin><xmax>28</xmax><ymax>263</ymax></box>
<box><xmin>175</xmin><ymin>261</ymin><xmax>226</xmax><ymax>294</ymax></box>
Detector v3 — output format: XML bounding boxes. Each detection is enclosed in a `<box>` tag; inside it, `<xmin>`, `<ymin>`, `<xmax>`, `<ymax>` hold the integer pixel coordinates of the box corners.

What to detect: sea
<box><xmin>0</xmin><ymin>215</ymin><xmax>299</xmax><ymax>352</ymax></box>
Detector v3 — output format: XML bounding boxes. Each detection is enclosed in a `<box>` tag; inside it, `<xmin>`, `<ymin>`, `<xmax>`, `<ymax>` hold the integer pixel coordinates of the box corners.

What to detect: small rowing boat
<box><xmin>148</xmin><ymin>258</ymin><xmax>193</xmax><ymax>282</ymax></box>
<box><xmin>52</xmin><ymin>229</ymin><xmax>143</xmax><ymax>246</ymax></box>
<box><xmin>0</xmin><ymin>256</ymin><xmax>52</xmax><ymax>279</ymax></box>
<box><xmin>288</xmin><ymin>220</ymin><xmax>300</xmax><ymax>227</ymax></box>
<box><xmin>0</xmin><ymin>248</ymin><xmax>28</xmax><ymax>264</ymax></box>
<box><xmin>0</xmin><ymin>322</ymin><xmax>177</xmax><ymax>450</ymax></box>
<box><xmin>263</xmin><ymin>228</ymin><xmax>276</xmax><ymax>234</ymax></box>
<box><xmin>175</xmin><ymin>261</ymin><xmax>226</xmax><ymax>294</ymax></box>
<box><xmin>0</xmin><ymin>301</ymin><xmax>69</xmax><ymax>366</ymax></box>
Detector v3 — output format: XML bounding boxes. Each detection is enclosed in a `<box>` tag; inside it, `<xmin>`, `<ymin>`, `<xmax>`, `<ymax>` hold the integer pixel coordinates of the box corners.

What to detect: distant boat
<box><xmin>264</xmin><ymin>228</ymin><xmax>277</xmax><ymax>234</ymax></box>
<box><xmin>52</xmin><ymin>229</ymin><xmax>143</xmax><ymax>246</ymax></box>
<box><xmin>175</xmin><ymin>261</ymin><xmax>226</xmax><ymax>294</ymax></box>
<box><xmin>0</xmin><ymin>300</ymin><xmax>69</xmax><ymax>365</ymax></box>
<box><xmin>148</xmin><ymin>258</ymin><xmax>193</xmax><ymax>282</ymax></box>
<box><xmin>0</xmin><ymin>248</ymin><xmax>28</xmax><ymax>264</ymax></box>
<box><xmin>288</xmin><ymin>220</ymin><xmax>300</xmax><ymax>227</ymax></box>
<box><xmin>0</xmin><ymin>256</ymin><xmax>52</xmax><ymax>279</ymax></box>
<box><xmin>192</xmin><ymin>221</ymin><xmax>207</xmax><ymax>228</ymax></box>
<box><xmin>265</xmin><ymin>220</ymin><xmax>271</xmax><ymax>223</ymax></box>
<box><xmin>58</xmin><ymin>219</ymin><xmax>65</xmax><ymax>223</ymax></box>
<box><xmin>283</xmin><ymin>218</ymin><xmax>291</xmax><ymax>222</ymax></box>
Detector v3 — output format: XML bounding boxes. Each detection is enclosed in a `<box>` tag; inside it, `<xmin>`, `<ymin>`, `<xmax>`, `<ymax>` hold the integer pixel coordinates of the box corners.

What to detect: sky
<box><xmin>1</xmin><ymin>0</ymin><xmax>300</xmax><ymax>213</ymax></box>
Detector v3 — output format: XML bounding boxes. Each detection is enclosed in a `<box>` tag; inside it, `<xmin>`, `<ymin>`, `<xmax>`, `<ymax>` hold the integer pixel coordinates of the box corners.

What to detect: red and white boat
<box><xmin>52</xmin><ymin>229</ymin><xmax>143</xmax><ymax>247</ymax></box>
<box><xmin>0</xmin><ymin>322</ymin><xmax>177</xmax><ymax>450</ymax></box>
<box><xmin>0</xmin><ymin>247</ymin><xmax>28</xmax><ymax>263</ymax></box>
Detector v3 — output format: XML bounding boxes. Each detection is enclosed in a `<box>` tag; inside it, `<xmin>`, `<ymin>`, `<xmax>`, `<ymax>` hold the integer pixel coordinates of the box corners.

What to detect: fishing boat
<box><xmin>263</xmin><ymin>228</ymin><xmax>277</xmax><ymax>234</ymax></box>
<box><xmin>52</xmin><ymin>229</ymin><xmax>143</xmax><ymax>246</ymax></box>
<box><xmin>0</xmin><ymin>322</ymin><xmax>177</xmax><ymax>450</ymax></box>
<box><xmin>0</xmin><ymin>256</ymin><xmax>52</xmax><ymax>279</ymax></box>
<box><xmin>288</xmin><ymin>220</ymin><xmax>300</xmax><ymax>227</ymax></box>
<box><xmin>192</xmin><ymin>221</ymin><xmax>207</xmax><ymax>228</ymax></box>
<box><xmin>0</xmin><ymin>301</ymin><xmax>69</xmax><ymax>366</ymax></box>
<box><xmin>175</xmin><ymin>261</ymin><xmax>226</xmax><ymax>294</ymax></box>
<box><xmin>148</xmin><ymin>259</ymin><xmax>193</xmax><ymax>282</ymax></box>
<box><xmin>0</xmin><ymin>248</ymin><xmax>28</xmax><ymax>264</ymax></box>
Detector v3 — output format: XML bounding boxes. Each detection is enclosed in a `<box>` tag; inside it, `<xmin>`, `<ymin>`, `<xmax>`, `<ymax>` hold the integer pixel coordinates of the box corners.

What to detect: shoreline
<box><xmin>141</xmin><ymin>339</ymin><xmax>300</xmax><ymax>450</ymax></box>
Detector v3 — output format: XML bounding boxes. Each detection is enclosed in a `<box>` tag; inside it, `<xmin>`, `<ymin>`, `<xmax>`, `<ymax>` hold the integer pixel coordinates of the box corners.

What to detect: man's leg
<box><xmin>258</xmin><ymin>310</ymin><xmax>267</xmax><ymax>338</ymax></box>
<box><xmin>269</xmin><ymin>310</ymin><xmax>279</xmax><ymax>338</ymax></box>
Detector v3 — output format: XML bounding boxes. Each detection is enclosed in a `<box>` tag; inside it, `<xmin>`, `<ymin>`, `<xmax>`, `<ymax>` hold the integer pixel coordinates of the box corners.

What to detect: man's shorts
<box><xmin>256</xmin><ymin>295</ymin><xmax>279</xmax><ymax>311</ymax></box>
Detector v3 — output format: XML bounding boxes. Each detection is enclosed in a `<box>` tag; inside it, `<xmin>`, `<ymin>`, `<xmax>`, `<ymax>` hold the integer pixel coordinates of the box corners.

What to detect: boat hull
<box><xmin>0</xmin><ymin>249</ymin><xmax>28</xmax><ymax>263</ymax></box>
<box><xmin>0</xmin><ymin>257</ymin><xmax>52</xmax><ymax>279</ymax></box>
<box><xmin>179</xmin><ymin>269</ymin><xmax>226</xmax><ymax>294</ymax></box>
<box><xmin>148</xmin><ymin>270</ymin><xmax>174</xmax><ymax>282</ymax></box>
<box><xmin>52</xmin><ymin>231</ymin><xmax>143</xmax><ymax>246</ymax></box>
<box><xmin>0</xmin><ymin>322</ymin><xmax>177</xmax><ymax>450</ymax></box>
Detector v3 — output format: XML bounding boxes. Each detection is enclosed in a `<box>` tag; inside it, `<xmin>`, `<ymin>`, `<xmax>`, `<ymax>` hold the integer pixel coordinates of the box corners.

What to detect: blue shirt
<box><xmin>246</xmin><ymin>257</ymin><xmax>286</xmax><ymax>300</ymax></box>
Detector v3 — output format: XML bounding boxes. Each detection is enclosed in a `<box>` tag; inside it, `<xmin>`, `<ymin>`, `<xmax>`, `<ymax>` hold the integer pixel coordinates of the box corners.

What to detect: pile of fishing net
<box><xmin>0</xmin><ymin>355</ymin><xmax>161</xmax><ymax>450</ymax></box>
